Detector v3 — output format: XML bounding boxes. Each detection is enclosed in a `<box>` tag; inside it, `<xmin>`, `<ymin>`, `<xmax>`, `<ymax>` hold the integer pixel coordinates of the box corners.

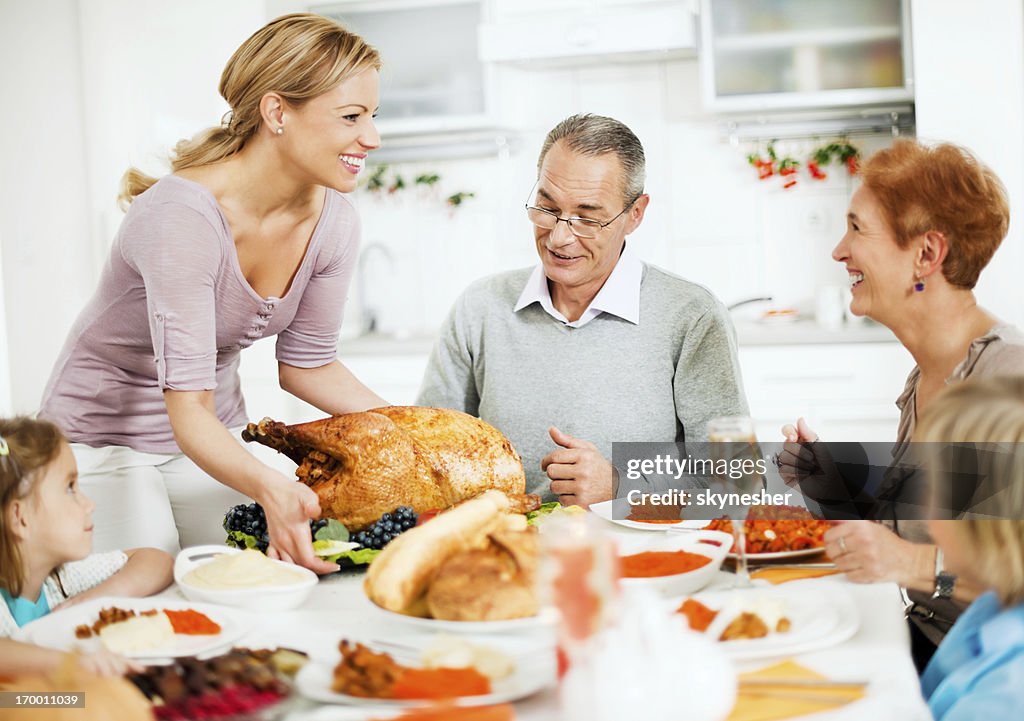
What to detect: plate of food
<box><xmin>14</xmin><ymin>597</ymin><xmax>249</xmax><ymax>660</ymax></box>
<box><xmin>589</xmin><ymin>498</ymin><xmax>687</xmax><ymax>530</ymax></box>
<box><xmin>126</xmin><ymin>647</ymin><xmax>305</xmax><ymax>720</ymax></box>
<box><xmin>363</xmin><ymin>491</ymin><xmax>555</xmax><ymax>634</ymax></box>
<box><xmin>295</xmin><ymin>638</ymin><xmax>555</xmax><ymax>707</ymax></box>
<box><xmin>681</xmin><ymin>507</ymin><xmax>831</xmax><ymax>560</ymax></box>
<box><xmin>672</xmin><ymin>583</ymin><xmax>859</xmax><ymax>660</ymax></box>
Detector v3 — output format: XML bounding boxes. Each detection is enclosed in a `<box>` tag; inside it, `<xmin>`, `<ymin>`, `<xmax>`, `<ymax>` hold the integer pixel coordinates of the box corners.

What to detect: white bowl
<box><xmin>174</xmin><ymin>545</ymin><xmax>318</xmax><ymax>611</ymax></box>
<box><xmin>616</xmin><ymin>530</ymin><xmax>733</xmax><ymax>596</ymax></box>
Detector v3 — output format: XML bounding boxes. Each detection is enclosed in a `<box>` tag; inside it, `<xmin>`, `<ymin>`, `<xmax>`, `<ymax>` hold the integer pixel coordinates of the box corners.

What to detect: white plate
<box><xmin>295</xmin><ymin>654</ymin><xmax>555</xmax><ymax>707</ymax></box>
<box><xmin>590</xmin><ymin>499</ymin><xmax>686</xmax><ymax>530</ymax></box>
<box><xmin>367</xmin><ymin>599</ymin><xmax>558</xmax><ymax>635</ymax></box>
<box><xmin>14</xmin><ymin>597</ymin><xmax>250</xmax><ymax>660</ymax></box>
<box><xmin>678</xmin><ymin>521</ymin><xmax>827</xmax><ymax>561</ymax></box>
<box><xmin>673</xmin><ymin>582</ymin><xmax>859</xmax><ymax>660</ymax></box>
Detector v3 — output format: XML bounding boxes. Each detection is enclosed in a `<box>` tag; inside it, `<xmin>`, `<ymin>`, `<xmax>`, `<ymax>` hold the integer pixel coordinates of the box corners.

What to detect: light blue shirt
<box><xmin>0</xmin><ymin>587</ymin><xmax>51</xmax><ymax>627</ymax></box>
<box><xmin>921</xmin><ymin>591</ymin><xmax>1024</xmax><ymax>720</ymax></box>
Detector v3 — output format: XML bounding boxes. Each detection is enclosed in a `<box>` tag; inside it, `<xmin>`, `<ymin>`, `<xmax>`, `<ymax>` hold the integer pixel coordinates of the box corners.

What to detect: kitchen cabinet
<box><xmin>738</xmin><ymin>341</ymin><xmax>915</xmax><ymax>443</ymax></box>
<box><xmin>307</xmin><ymin>0</ymin><xmax>492</xmax><ymax>135</ymax></box>
<box><xmin>700</xmin><ymin>0</ymin><xmax>913</xmax><ymax>112</ymax></box>
<box><xmin>480</xmin><ymin>0</ymin><xmax>698</xmax><ymax>66</ymax></box>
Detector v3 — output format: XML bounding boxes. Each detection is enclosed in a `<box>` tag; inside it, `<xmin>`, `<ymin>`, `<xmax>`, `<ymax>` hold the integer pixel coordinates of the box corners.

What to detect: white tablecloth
<box><xmin>161</xmin><ymin>561</ymin><xmax>933</xmax><ymax>721</ymax></box>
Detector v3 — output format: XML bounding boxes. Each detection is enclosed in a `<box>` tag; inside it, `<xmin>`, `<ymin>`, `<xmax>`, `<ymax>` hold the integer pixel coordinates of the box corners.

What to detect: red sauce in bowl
<box><xmin>620</xmin><ymin>550</ymin><xmax>711</xmax><ymax>578</ymax></box>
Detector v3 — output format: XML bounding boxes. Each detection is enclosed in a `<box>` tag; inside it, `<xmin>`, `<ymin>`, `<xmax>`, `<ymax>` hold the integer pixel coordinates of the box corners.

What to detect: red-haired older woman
<box><xmin>781</xmin><ymin>139</ymin><xmax>1024</xmax><ymax>670</ymax></box>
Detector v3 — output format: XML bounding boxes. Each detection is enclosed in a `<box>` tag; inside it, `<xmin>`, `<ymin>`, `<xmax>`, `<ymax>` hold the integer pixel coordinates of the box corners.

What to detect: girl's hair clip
<box><xmin>0</xmin><ymin>435</ymin><xmax>8</xmax><ymax>456</ymax></box>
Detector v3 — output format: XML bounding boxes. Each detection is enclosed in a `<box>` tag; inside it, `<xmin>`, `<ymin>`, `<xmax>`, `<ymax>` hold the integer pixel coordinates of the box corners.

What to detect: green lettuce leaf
<box><xmin>326</xmin><ymin>547</ymin><xmax>380</xmax><ymax>566</ymax></box>
<box><xmin>526</xmin><ymin>501</ymin><xmax>561</xmax><ymax>525</ymax></box>
<box><xmin>314</xmin><ymin>519</ymin><xmax>350</xmax><ymax>543</ymax></box>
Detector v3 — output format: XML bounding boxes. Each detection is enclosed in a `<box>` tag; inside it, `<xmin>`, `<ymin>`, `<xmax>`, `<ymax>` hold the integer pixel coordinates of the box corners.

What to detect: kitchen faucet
<box><xmin>727</xmin><ymin>296</ymin><xmax>773</xmax><ymax>311</ymax></box>
<box><xmin>357</xmin><ymin>242</ymin><xmax>397</xmax><ymax>335</ymax></box>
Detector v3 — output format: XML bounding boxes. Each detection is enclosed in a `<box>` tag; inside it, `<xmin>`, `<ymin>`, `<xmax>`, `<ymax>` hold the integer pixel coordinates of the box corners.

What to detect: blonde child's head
<box><xmin>0</xmin><ymin>417</ymin><xmax>93</xmax><ymax>597</ymax></box>
<box><xmin>916</xmin><ymin>377</ymin><xmax>1024</xmax><ymax>606</ymax></box>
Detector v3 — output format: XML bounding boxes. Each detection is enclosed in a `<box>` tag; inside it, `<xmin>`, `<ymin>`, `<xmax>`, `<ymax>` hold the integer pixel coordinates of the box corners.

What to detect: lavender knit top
<box><xmin>40</xmin><ymin>176</ymin><xmax>359</xmax><ymax>453</ymax></box>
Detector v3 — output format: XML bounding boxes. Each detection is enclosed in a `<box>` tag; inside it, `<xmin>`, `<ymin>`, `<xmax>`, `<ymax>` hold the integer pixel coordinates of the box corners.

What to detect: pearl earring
<box><xmin>276</xmin><ymin>127</ymin><xmax>284</xmax><ymax>135</ymax></box>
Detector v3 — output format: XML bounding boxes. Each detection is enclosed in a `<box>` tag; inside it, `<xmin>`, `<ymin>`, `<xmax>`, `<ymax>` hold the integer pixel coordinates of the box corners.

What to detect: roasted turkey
<box><xmin>241</xmin><ymin>406</ymin><xmax>526</xmax><ymax>530</ymax></box>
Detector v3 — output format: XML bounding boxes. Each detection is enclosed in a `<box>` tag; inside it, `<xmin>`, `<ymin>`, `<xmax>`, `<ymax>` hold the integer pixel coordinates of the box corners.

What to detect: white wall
<box><xmin>0</xmin><ymin>246</ymin><xmax>11</xmax><ymax>416</ymax></box>
<box><xmin>77</xmin><ymin>0</ymin><xmax>267</xmax><ymax>261</ymax></box>
<box><xmin>0</xmin><ymin>0</ymin><xmax>93</xmax><ymax>414</ymax></box>
<box><xmin>911</xmin><ymin>0</ymin><xmax>1024</xmax><ymax>326</ymax></box>
<box><xmin>0</xmin><ymin>0</ymin><xmax>267</xmax><ymax>412</ymax></box>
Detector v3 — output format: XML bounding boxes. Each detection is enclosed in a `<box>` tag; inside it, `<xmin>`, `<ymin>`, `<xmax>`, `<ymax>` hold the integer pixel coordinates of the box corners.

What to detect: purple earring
<box><xmin>914</xmin><ymin>277</ymin><xmax>925</xmax><ymax>292</ymax></box>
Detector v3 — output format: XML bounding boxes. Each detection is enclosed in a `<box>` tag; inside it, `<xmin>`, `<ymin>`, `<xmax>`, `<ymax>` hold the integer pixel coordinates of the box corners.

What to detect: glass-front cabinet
<box><xmin>700</xmin><ymin>0</ymin><xmax>913</xmax><ymax>112</ymax></box>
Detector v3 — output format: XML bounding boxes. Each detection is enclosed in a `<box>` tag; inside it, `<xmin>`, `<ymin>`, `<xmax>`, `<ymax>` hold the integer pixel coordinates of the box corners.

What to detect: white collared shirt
<box><xmin>513</xmin><ymin>246</ymin><xmax>643</xmax><ymax>328</ymax></box>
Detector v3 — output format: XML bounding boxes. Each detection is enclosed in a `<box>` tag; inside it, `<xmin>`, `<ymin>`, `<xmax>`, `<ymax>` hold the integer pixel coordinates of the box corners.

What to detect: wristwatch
<box><xmin>932</xmin><ymin>548</ymin><xmax>957</xmax><ymax>599</ymax></box>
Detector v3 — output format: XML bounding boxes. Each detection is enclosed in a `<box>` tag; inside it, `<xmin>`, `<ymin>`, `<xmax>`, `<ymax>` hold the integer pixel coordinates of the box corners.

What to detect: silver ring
<box><xmin>771</xmin><ymin>452</ymin><xmax>781</xmax><ymax>468</ymax></box>
<box><xmin>838</xmin><ymin>536</ymin><xmax>848</xmax><ymax>555</ymax></box>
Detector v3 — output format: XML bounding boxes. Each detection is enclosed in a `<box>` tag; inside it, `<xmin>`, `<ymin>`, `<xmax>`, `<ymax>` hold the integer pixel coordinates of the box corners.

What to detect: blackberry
<box><xmin>354</xmin><ymin>506</ymin><xmax>420</xmax><ymax>551</ymax></box>
<box><xmin>222</xmin><ymin>503</ymin><xmax>339</xmax><ymax>553</ymax></box>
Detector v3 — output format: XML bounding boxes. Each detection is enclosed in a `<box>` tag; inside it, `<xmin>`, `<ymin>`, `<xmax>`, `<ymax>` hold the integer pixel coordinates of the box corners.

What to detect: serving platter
<box><xmin>295</xmin><ymin>653</ymin><xmax>555</xmax><ymax>707</ymax></box>
<box><xmin>366</xmin><ymin>599</ymin><xmax>558</xmax><ymax>635</ymax></box>
<box><xmin>14</xmin><ymin>596</ymin><xmax>250</xmax><ymax>660</ymax></box>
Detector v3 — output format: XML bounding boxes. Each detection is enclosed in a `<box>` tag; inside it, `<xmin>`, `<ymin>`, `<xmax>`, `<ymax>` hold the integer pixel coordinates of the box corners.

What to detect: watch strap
<box><xmin>932</xmin><ymin>547</ymin><xmax>957</xmax><ymax>599</ymax></box>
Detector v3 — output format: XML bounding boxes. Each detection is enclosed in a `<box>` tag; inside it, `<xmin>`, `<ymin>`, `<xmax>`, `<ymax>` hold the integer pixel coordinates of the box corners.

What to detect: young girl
<box><xmin>0</xmin><ymin>417</ymin><xmax>173</xmax><ymax>676</ymax></box>
<box><xmin>915</xmin><ymin>377</ymin><xmax>1024</xmax><ymax>719</ymax></box>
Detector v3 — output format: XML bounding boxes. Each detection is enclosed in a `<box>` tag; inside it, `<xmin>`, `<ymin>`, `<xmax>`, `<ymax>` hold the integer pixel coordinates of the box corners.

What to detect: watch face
<box><xmin>934</xmin><ymin>572</ymin><xmax>956</xmax><ymax>599</ymax></box>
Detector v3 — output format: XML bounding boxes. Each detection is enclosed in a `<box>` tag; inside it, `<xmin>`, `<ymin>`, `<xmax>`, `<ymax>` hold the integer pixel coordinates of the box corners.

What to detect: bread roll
<box><xmin>363</xmin><ymin>490</ymin><xmax>511</xmax><ymax>612</ymax></box>
<box><xmin>426</xmin><ymin>531</ymin><xmax>539</xmax><ymax>621</ymax></box>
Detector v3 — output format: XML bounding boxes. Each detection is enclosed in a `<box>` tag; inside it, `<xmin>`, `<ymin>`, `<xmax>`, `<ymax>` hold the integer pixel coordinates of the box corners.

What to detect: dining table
<box><xmin>152</xmin><ymin>523</ymin><xmax>935</xmax><ymax>721</ymax></box>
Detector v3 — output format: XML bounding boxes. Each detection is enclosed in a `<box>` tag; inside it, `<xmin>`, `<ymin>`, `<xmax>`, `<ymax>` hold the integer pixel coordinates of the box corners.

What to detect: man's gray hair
<box><xmin>537</xmin><ymin>114</ymin><xmax>646</xmax><ymax>204</ymax></box>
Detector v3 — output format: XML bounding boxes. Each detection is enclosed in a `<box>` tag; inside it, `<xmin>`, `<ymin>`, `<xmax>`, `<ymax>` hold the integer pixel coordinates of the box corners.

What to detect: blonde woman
<box><xmin>38</xmin><ymin>14</ymin><xmax>386</xmax><ymax>573</ymax></box>
<box><xmin>916</xmin><ymin>377</ymin><xmax>1024</xmax><ymax>719</ymax></box>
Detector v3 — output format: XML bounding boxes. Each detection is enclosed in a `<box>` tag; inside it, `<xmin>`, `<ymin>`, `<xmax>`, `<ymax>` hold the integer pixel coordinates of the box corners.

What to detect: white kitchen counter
<box><xmin>334</xmin><ymin>319</ymin><xmax>897</xmax><ymax>360</ymax></box>
<box><xmin>734</xmin><ymin>320</ymin><xmax>898</xmax><ymax>346</ymax></box>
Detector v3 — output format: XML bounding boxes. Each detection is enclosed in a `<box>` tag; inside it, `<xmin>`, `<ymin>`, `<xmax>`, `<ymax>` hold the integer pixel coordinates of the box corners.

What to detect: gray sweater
<box><xmin>417</xmin><ymin>264</ymin><xmax>749</xmax><ymax>498</ymax></box>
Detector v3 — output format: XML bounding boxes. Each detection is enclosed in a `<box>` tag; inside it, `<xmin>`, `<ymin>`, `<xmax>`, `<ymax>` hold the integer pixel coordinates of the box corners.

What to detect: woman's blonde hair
<box><xmin>916</xmin><ymin>377</ymin><xmax>1024</xmax><ymax>605</ymax></box>
<box><xmin>0</xmin><ymin>417</ymin><xmax>66</xmax><ymax>598</ymax></box>
<box><xmin>118</xmin><ymin>13</ymin><xmax>381</xmax><ymax>208</ymax></box>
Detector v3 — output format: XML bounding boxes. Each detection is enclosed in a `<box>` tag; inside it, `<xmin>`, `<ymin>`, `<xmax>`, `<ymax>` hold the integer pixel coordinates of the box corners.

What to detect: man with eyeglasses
<box><xmin>418</xmin><ymin>114</ymin><xmax>748</xmax><ymax>507</ymax></box>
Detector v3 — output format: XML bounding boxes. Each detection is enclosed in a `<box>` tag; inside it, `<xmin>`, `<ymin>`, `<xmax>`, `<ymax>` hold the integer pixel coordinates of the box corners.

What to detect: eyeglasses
<box><xmin>525</xmin><ymin>188</ymin><xmax>642</xmax><ymax>239</ymax></box>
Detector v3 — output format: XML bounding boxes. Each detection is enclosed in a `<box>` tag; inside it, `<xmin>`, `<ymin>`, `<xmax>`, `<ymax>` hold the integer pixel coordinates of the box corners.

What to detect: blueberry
<box><xmin>373</xmin><ymin>526</ymin><xmax>383</xmax><ymax>536</ymax></box>
<box><xmin>381</xmin><ymin>533</ymin><xmax>392</xmax><ymax>544</ymax></box>
<box><xmin>381</xmin><ymin>513</ymin><xmax>392</xmax><ymax>523</ymax></box>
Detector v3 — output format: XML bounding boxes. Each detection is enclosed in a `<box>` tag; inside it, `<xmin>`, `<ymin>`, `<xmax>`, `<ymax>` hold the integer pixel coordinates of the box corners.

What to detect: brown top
<box><xmin>889</xmin><ymin>324</ymin><xmax>1024</xmax><ymax>643</ymax></box>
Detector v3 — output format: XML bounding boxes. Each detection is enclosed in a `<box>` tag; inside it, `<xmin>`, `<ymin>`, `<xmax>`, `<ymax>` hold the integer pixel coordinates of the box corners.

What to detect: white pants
<box><xmin>71</xmin><ymin>436</ymin><xmax>253</xmax><ymax>555</ymax></box>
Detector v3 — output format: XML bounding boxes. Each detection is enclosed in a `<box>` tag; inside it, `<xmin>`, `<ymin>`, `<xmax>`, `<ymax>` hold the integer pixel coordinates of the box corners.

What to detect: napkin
<box><xmin>750</xmin><ymin>567</ymin><xmax>841</xmax><ymax>584</ymax></box>
<box><xmin>727</xmin><ymin>660</ymin><xmax>865</xmax><ymax>721</ymax></box>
